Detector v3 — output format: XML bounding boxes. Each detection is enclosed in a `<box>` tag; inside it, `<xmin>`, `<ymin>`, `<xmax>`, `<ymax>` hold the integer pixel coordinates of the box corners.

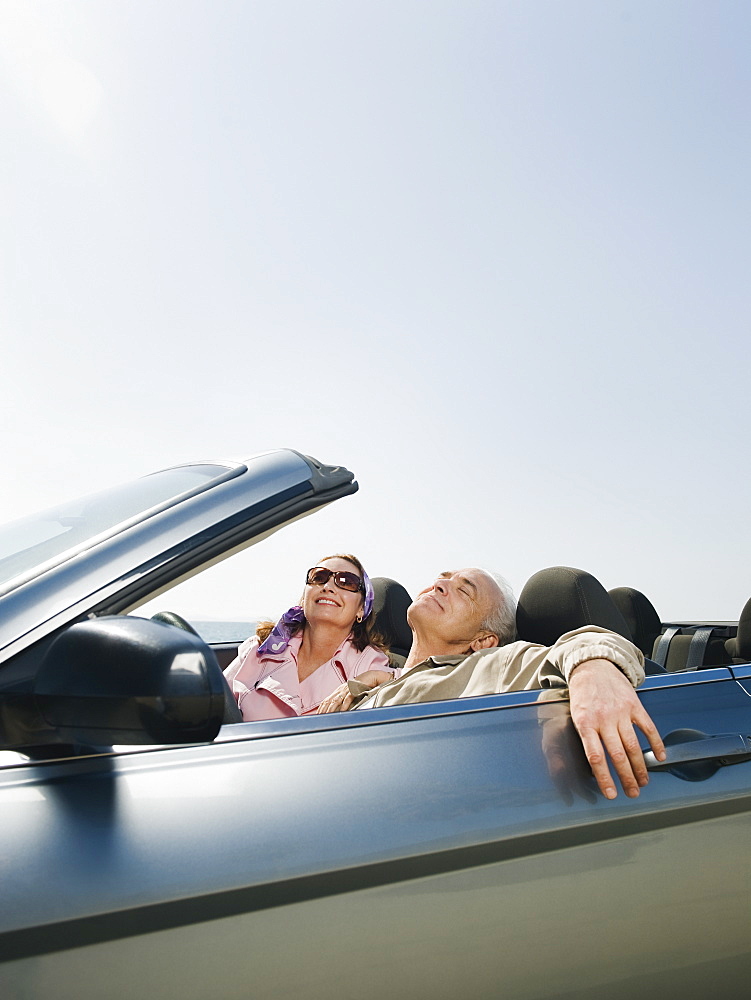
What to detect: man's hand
<box><xmin>318</xmin><ymin>681</ymin><xmax>356</xmax><ymax>714</ymax></box>
<box><xmin>567</xmin><ymin>659</ymin><xmax>665</xmax><ymax>799</ymax></box>
<box><xmin>318</xmin><ymin>669</ymin><xmax>393</xmax><ymax>714</ymax></box>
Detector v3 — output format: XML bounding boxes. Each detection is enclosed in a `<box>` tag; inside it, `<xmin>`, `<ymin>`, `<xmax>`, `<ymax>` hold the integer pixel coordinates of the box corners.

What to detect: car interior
<box><xmin>175</xmin><ymin>565</ymin><xmax>748</xmax><ymax>728</ymax></box>
<box><xmin>2</xmin><ymin>562</ymin><xmax>746</xmax><ymax>762</ymax></box>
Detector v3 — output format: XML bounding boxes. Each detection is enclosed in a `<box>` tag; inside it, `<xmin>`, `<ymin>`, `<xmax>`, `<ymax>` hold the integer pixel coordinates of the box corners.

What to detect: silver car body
<box><xmin>0</xmin><ymin>450</ymin><xmax>749</xmax><ymax>999</ymax></box>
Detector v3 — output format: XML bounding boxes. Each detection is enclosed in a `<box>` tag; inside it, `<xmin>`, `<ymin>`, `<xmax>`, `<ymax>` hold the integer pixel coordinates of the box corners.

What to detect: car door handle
<box><xmin>644</xmin><ymin>729</ymin><xmax>751</xmax><ymax>772</ymax></box>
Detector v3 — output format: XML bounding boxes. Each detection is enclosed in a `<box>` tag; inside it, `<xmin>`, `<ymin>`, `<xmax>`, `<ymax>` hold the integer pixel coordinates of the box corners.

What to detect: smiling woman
<box><xmin>223</xmin><ymin>554</ymin><xmax>394</xmax><ymax>720</ymax></box>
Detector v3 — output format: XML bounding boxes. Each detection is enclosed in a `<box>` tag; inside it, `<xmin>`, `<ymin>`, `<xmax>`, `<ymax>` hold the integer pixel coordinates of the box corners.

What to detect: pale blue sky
<box><xmin>1</xmin><ymin>1</ymin><xmax>749</xmax><ymax>621</ymax></box>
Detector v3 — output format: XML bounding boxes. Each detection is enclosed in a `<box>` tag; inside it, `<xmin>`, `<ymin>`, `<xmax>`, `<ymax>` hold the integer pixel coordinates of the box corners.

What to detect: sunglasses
<box><xmin>305</xmin><ymin>566</ymin><xmax>363</xmax><ymax>593</ymax></box>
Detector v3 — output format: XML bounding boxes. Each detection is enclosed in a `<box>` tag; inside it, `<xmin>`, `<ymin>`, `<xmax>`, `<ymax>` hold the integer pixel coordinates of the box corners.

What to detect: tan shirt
<box><xmin>349</xmin><ymin>626</ymin><xmax>645</xmax><ymax>710</ymax></box>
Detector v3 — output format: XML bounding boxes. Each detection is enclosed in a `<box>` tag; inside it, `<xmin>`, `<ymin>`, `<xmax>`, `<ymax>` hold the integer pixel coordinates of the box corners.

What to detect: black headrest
<box><xmin>516</xmin><ymin>566</ymin><xmax>632</xmax><ymax>647</ymax></box>
<box><xmin>607</xmin><ymin>587</ymin><xmax>662</xmax><ymax>657</ymax></box>
<box><xmin>370</xmin><ymin>577</ymin><xmax>413</xmax><ymax>657</ymax></box>
<box><xmin>726</xmin><ymin>595</ymin><xmax>751</xmax><ymax>661</ymax></box>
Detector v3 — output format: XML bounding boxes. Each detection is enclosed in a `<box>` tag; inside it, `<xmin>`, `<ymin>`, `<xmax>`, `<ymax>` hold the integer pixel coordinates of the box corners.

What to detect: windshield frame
<box><xmin>0</xmin><ymin>462</ymin><xmax>245</xmax><ymax>600</ymax></box>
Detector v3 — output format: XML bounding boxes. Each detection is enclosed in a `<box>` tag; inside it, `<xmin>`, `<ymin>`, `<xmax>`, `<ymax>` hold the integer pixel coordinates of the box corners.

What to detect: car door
<box><xmin>0</xmin><ymin>665</ymin><xmax>749</xmax><ymax>1000</ymax></box>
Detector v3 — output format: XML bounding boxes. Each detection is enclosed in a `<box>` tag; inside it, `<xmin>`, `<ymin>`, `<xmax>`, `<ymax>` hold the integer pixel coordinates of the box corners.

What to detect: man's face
<box><xmin>407</xmin><ymin>567</ymin><xmax>503</xmax><ymax>650</ymax></box>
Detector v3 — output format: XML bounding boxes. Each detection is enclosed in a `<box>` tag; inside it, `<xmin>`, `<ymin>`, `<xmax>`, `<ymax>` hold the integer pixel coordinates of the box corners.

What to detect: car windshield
<box><xmin>0</xmin><ymin>464</ymin><xmax>237</xmax><ymax>592</ymax></box>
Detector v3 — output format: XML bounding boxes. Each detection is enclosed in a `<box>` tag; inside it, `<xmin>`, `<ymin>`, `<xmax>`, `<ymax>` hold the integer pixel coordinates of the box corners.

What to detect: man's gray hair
<box><xmin>479</xmin><ymin>570</ymin><xmax>517</xmax><ymax>646</ymax></box>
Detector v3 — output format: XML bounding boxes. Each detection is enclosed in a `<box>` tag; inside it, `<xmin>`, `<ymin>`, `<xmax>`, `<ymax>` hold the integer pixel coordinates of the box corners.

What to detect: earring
<box><xmin>356</xmin><ymin>615</ymin><xmax>363</xmax><ymax>623</ymax></box>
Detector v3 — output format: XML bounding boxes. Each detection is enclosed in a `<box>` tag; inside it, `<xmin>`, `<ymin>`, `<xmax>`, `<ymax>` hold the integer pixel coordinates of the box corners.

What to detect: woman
<box><xmin>224</xmin><ymin>554</ymin><xmax>394</xmax><ymax>721</ymax></box>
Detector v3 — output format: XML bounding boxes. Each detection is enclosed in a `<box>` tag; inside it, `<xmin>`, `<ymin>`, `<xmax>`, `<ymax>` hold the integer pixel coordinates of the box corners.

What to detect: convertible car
<box><xmin>0</xmin><ymin>449</ymin><xmax>748</xmax><ymax>999</ymax></box>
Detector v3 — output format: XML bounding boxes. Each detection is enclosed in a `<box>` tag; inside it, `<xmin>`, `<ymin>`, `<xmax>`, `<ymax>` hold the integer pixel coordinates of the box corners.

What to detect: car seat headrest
<box><xmin>516</xmin><ymin>566</ymin><xmax>632</xmax><ymax>648</ymax></box>
<box><xmin>370</xmin><ymin>577</ymin><xmax>413</xmax><ymax>657</ymax></box>
<box><xmin>607</xmin><ymin>587</ymin><xmax>662</xmax><ymax>657</ymax></box>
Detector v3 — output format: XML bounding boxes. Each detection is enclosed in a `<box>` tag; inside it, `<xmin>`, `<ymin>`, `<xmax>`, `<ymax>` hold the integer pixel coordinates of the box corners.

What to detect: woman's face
<box><xmin>302</xmin><ymin>557</ymin><xmax>365</xmax><ymax>633</ymax></box>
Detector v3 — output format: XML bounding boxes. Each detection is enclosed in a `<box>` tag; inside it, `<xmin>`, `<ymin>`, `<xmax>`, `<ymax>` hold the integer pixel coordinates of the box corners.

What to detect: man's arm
<box><xmin>491</xmin><ymin>626</ymin><xmax>665</xmax><ymax>798</ymax></box>
<box><xmin>567</xmin><ymin>659</ymin><xmax>665</xmax><ymax>799</ymax></box>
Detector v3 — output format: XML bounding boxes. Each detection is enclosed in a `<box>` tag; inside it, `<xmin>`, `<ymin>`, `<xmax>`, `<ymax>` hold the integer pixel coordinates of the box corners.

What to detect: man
<box><xmin>319</xmin><ymin>567</ymin><xmax>665</xmax><ymax>800</ymax></box>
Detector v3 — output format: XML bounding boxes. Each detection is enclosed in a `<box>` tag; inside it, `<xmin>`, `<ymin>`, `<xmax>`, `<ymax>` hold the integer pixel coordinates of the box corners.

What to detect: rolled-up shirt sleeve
<box><xmin>500</xmin><ymin>627</ymin><xmax>645</xmax><ymax>692</ymax></box>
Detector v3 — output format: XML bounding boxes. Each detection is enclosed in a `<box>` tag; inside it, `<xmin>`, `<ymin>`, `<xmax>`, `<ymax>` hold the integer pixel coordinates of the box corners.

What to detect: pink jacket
<box><xmin>224</xmin><ymin>632</ymin><xmax>391</xmax><ymax>721</ymax></box>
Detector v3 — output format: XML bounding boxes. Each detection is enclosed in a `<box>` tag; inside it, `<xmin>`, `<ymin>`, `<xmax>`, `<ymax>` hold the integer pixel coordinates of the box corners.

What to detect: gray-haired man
<box><xmin>319</xmin><ymin>567</ymin><xmax>665</xmax><ymax>800</ymax></box>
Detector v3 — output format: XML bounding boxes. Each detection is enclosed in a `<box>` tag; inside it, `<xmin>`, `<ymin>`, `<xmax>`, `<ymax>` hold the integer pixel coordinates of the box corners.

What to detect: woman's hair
<box><xmin>256</xmin><ymin>553</ymin><xmax>386</xmax><ymax>652</ymax></box>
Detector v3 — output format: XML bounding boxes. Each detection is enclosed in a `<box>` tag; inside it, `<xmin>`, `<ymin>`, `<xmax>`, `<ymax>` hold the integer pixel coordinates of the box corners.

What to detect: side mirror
<box><xmin>33</xmin><ymin>616</ymin><xmax>226</xmax><ymax>745</ymax></box>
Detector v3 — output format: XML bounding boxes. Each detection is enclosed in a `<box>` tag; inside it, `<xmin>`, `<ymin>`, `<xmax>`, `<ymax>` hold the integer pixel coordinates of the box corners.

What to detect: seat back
<box><xmin>726</xmin><ymin>596</ymin><xmax>751</xmax><ymax>663</ymax></box>
<box><xmin>656</xmin><ymin>629</ymin><xmax>731</xmax><ymax>671</ymax></box>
